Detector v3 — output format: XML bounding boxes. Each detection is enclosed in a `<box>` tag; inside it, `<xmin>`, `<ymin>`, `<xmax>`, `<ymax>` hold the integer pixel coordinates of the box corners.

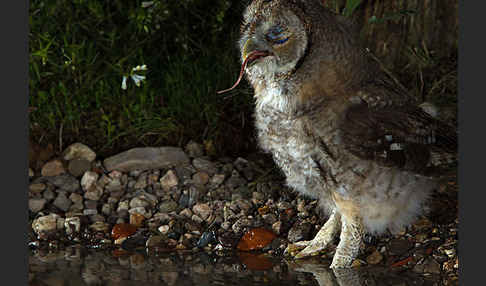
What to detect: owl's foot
<box><xmin>287</xmin><ymin>210</ymin><xmax>341</xmax><ymax>259</ymax></box>
<box><xmin>329</xmin><ymin>217</ymin><xmax>364</xmax><ymax>268</ymax></box>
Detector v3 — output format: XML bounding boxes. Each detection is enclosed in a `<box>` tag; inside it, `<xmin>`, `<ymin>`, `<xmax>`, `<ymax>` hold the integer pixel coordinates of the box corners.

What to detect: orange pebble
<box><xmin>237</xmin><ymin>227</ymin><xmax>276</xmax><ymax>251</ymax></box>
<box><xmin>111</xmin><ymin>223</ymin><xmax>138</xmax><ymax>240</ymax></box>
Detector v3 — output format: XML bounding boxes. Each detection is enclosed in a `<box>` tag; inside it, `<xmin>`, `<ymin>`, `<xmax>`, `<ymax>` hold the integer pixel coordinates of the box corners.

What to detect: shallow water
<box><xmin>29</xmin><ymin>246</ymin><xmax>439</xmax><ymax>286</ymax></box>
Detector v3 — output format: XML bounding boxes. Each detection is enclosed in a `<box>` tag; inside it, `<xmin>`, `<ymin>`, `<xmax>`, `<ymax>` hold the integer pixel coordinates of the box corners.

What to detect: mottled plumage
<box><xmin>232</xmin><ymin>0</ymin><xmax>456</xmax><ymax>268</ymax></box>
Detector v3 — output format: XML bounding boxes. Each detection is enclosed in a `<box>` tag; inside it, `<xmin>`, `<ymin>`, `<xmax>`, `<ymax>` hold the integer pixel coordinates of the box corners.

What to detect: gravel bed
<box><xmin>28</xmin><ymin>141</ymin><xmax>458</xmax><ymax>285</ymax></box>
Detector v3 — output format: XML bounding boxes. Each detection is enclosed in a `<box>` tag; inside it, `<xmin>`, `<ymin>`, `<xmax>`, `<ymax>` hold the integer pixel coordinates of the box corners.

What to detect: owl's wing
<box><xmin>340</xmin><ymin>100</ymin><xmax>457</xmax><ymax>176</ymax></box>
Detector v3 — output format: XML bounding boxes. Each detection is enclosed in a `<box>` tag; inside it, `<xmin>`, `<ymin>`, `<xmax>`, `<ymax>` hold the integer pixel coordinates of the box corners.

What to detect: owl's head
<box><xmin>238</xmin><ymin>0</ymin><xmax>311</xmax><ymax>84</ymax></box>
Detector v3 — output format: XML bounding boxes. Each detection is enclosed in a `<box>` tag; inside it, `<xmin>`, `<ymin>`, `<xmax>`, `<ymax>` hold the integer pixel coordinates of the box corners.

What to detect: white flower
<box><xmin>131</xmin><ymin>74</ymin><xmax>146</xmax><ymax>87</ymax></box>
<box><xmin>121</xmin><ymin>76</ymin><xmax>127</xmax><ymax>90</ymax></box>
<box><xmin>132</xmin><ymin>64</ymin><xmax>147</xmax><ymax>72</ymax></box>
<box><xmin>121</xmin><ymin>64</ymin><xmax>148</xmax><ymax>90</ymax></box>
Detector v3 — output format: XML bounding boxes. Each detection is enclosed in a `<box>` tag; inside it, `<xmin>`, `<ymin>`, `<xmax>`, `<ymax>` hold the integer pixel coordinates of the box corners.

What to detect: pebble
<box><xmin>146</xmin><ymin>235</ymin><xmax>165</xmax><ymax>248</ymax></box>
<box><xmin>192</xmin><ymin>158</ymin><xmax>218</xmax><ymax>175</ymax></box>
<box><xmin>81</xmin><ymin>171</ymin><xmax>99</xmax><ymax>191</ymax></box>
<box><xmin>45</xmin><ymin>174</ymin><xmax>80</xmax><ymax>192</ymax></box>
<box><xmin>84</xmin><ymin>186</ymin><xmax>103</xmax><ymax>201</ymax></box>
<box><xmin>29</xmin><ymin>183</ymin><xmax>46</xmax><ymax>194</ymax></box>
<box><xmin>413</xmin><ymin>257</ymin><xmax>441</xmax><ymax>274</ymax></box>
<box><xmin>29</xmin><ymin>198</ymin><xmax>47</xmax><ymax>213</ymax></box>
<box><xmin>69</xmin><ymin>193</ymin><xmax>83</xmax><ymax>204</ymax></box>
<box><xmin>160</xmin><ymin>170</ymin><xmax>178</xmax><ymax>191</ymax></box>
<box><xmin>185</xmin><ymin>141</ymin><xmax>204</xmax><ymax>158</ymax></box>
<box><xmin>43</xmin><ymin>189</ymin><xmax>56</xmax><ymax>201</ymax></box>
<box><xmin>63</xmin><ymin>142</ymin><xmax>97</xmax><ymax>162</ymax></box>
<box><xmin>53</xmin><ymin>192</ymin><xmax>72</xmax><ymax>211</ymax></box>
<box><xmin>192</xmin><ymin>172</ymin><xmax>209</xmax><ymax>185</ymax></box>
<box><xmin>64</xmin><ymin>217</ymin><xmax>81</xmax><ymax>234</ymax></box>
<box><xmin>158</xmin><ymin>225</ymin><xmax>170</xmax><ymax>234</ymax></box>
<box><xmin>192</xmin><ymin>203</ymin><xmax>211</xmax><ymax>221</ymax></box>
<box><xmin>32</xmin><ymin>214</ymin><xmax>61</xmax><ymax>235</ymax></box>
<box><xmin>287</xmin><ymin>221</ymin><xmax>312</xmax><ymax>243</ymax></box>
<box><xmin>159</xmin><ymin>200</ymin><xmax>178</xmax><ymax>213</ymax></box>
<box><xmin>68</xmin><ymin>159</ymin><xmax>91</xmax><ymax>177</ymax></box>
<box><xmin>366</xmin><ymin>249</ymin><xmax>383</xmax><ymax>265</ymax></box>
<box><xmin>388</xmin><ymin>238</ymin><xmax>413</xmax><ymax>256</ymax></box>
<box><xmin>41</xmin><ymin>159</ymin><xmax>66</xmax><ymax>177</ymax></box>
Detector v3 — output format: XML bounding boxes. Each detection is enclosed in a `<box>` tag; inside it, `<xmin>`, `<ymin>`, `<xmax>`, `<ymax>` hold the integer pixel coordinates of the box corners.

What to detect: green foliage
<box><xmin>29</xmin><ymin>0</ymin><xmax>251</xmax><ymax>155</ymax></box>
<box><xmin>342</xmin><ymin>0</ymin><xmax>363</xmax><ymax>17</ymax></box>
<box><xmin>368</xmin><ymin>9</ymin><xmax>416</xmax><ymax>24</ymax></box>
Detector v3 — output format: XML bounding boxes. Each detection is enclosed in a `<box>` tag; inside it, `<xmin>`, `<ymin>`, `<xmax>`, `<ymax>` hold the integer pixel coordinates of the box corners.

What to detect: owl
<box><xmin>219</xmin><ymin>0</ymin><xmax>457</xmax><ymax>268</ymax></box>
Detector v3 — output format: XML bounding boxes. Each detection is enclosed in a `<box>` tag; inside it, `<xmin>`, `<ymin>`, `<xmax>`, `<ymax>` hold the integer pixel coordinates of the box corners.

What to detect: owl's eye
<box><xmin>266</xmin><ymin>26</ymin><xmax>289</xmax><ymax>45</ymax></box>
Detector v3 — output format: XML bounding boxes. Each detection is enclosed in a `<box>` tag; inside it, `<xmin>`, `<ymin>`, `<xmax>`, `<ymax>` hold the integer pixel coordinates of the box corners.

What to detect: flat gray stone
<box><xmin>103</xmin><ymin>147</ymin><xmax>189</xmax><ymax>172</ymax></box>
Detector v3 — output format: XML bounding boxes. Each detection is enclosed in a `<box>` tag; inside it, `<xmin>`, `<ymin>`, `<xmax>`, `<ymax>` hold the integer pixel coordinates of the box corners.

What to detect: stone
<box><xmin>160</xmin><ymin>170</ymin><xmax>178</xmax><ymax>191</ymax></box>
<box><xmin>210</xmin><ymin>174</ymin><xmax>225</xmax><ymax>187</ymax></box>
<box><xmin>287</xmin><ymin>221</ymin><xmax>312</xmax><ymax>243</ymax></box>
<box><xmin>130</xmin><ymin>197</ymin><xmax>150</xmax><ymax>209</ymax></box>
<box><xmin>134</xmin><ymin>174</ymin><xmax>148</xmax><ymax>189</ymax></box>
<box><xmin>272</xmin><ymin>221</ymin><xmax>282</xmax><ymax>235</ymax></box>
<box><xmin>69</xmin><ymin>193</ymin><xmax>83</xmax><ymax>204</ymax></box>
<box><xmin>232</xmin><ymin>217</ymin><xmax>252</xmax><ymax>234</ymax></box>
<box><xmin>43</xmin><ymin>189</ymin><xmax>56</xmax><ymax>201</ymax></box>
<box><xmin>29</xmin><ymin>198</ymin><xmax>46</xmax><ymax>213</ymax></box>
<box><xmin>146</xmin><ymin>235</ymin><xmax>166</xmax><ymax>248</ymax></box>
<box><xmin>101</xmin><ymin>203</ymin><xmax>112</xmax><ymax>215</ymax></box>
<box><xmin>389</xmin><ymin>239</ymin><xmax>413</xmax><ymax>256</ymax></box>
<box><xmin>41</xmin><ymin>159</ymin><xmax>65</xmax><ymax>177</ymax></box>
<box><xmin>159</xmin><ymin>200</ymin><xmax>178</xmax><ymax>213</ymax></box>
<box><xmin>81</xmin><ymin>171</ymin><xmax>99</xmax><ymax>191</ymax></box>
<box><xmin>63</xmin><ymin>142</ymin><xmax>96</xmax><ymax>162</ymax></box>
<box><xmin>89</xmin><ymin>221</ymin><xmax>110</xmax><ymax>232</ymax></box>
<box><xmin>29</xmin><ymin>183</ymin><xmax>46</xmax><ymax>194</ymax></box>
<box><xmin>84</xmin><ymin>186</ymin><xmax>103</xmax><ymax>201</ymax></box>
<box><xmin>45</xmin><ymin>174</ymin><xmax>80</xmax><ymax>192</ymax></box>
<box><xmin>117</xmin><ymin>200</ymin><xmax>130</xmax><ymax>212</ymax></box>
<box><xmin>192</xmin><ymin>158</ymin><xmax>218</xmax><ymax>175</ymax></box>
<box><xmin>192</xmin><ymin>203</ymin><xmax>211</xmax><ymax>221</ymax></box>
<box><xmin>179</xmin><ymin>208</ymin><xmax>193</xmax><ymax>218</ymax></box>
<box><xmin>32</xmin><ymin>214</ymin><xmax>61</xmax><ymax>234</ymax></box>
<box><xmin>64</xmin><ymin>217</ymin><xmax>81</xmax><ymax>234</ymax></box>
<box><xmin>83</xmin><ymin>209</ymin><xmax>98</xmax><ymax>215</ymax></box>
<box><xmin>413</xmin><ymin>257</ymin><xmax>441</xmax><ymax>274</ymax></box>
<box><xmin>185</xmin><ymin>141</ymin><xmax>204</xmax><ymax>158</ymax></box>
<box><xmin>192</xmin><ymin>172</ymin><xmax>209</xmax><ymax>185</ymax></box>
<box><xmin>129</xmin><ymin>207</ymin><xmax>152</xmax><ymax>218</ymax></box>
<box><xmin>158</xmin><ymin>225</ymin><xmax>170</xmax><ymax>235</ymax></box>
<box><xmin>68</xmin><ymin>159</ymin><xmax>91</xmax><ymax>177</ymax></box>
<box><xmin>84</xmin><ymin>199</ymin><xmax>98</xmax><ymax>209</ymax></box>
<box><xmin>103</xmin><ymin>147</ymin><xmax>189</xmax><ymax>172</ymax></box>
<box><xmin>130</xmin><ymin>213</ymin><xmax>145</xmax><ymax>227</ymax></box>
<box><xmin>262</xmin><ymin>213</ymin><xmax>277</xmax><ymax>225</ymax></box>
<box><xmin>53</xmin><ymin>192</ymin><xmax>72</xmax><ymax>212</ymax></box>
<box><xmin>366</xmin><ymin>249</ymin><xmax>383</xmax><ymax>265</ymax></box>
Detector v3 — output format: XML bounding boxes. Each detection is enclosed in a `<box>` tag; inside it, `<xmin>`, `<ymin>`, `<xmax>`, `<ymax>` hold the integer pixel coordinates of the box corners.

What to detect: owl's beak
<box><xmin>242</xmin><ymin>38</ymin><xmax>269</xmax><ymax>64</ymax></box>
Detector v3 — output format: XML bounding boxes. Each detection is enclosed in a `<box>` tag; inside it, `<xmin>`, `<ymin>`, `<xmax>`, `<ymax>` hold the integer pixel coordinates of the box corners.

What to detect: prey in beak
<box><xmin>217</xmin><ymin>39</ymin><xmax>269</xmax><ymax>94</ymax></box>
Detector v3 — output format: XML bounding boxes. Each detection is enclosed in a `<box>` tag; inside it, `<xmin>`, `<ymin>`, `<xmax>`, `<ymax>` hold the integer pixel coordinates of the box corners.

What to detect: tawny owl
<box><xmin>219</xmin><ymin>0</ymin><xmax>456</xmax><ymax>268</ymax></box>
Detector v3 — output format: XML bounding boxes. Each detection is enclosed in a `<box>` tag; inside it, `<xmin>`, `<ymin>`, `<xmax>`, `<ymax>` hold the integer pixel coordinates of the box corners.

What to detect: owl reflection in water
<box><xmin>219</xmin><ymin>0</ymin><xmax>456</xmax><ymax>268</ymax></box>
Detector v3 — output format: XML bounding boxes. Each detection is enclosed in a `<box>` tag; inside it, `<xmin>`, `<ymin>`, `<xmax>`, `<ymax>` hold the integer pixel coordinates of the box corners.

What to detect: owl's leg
<box><xmin>290</xmin><ymin>210</ymin><xmax>341</xmax><ymax>258</ymax></box>
<box><xmin>329</xmin><ymin>216</ymin><xmax>364</xmax><ymax>268</ymax></box>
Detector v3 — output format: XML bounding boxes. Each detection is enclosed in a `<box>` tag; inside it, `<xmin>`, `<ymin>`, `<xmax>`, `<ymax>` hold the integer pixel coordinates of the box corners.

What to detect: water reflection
<box><xmin>29</xmin><ymin>246</ymin><xmax>431</xmax><ymax>286</ymax></box>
